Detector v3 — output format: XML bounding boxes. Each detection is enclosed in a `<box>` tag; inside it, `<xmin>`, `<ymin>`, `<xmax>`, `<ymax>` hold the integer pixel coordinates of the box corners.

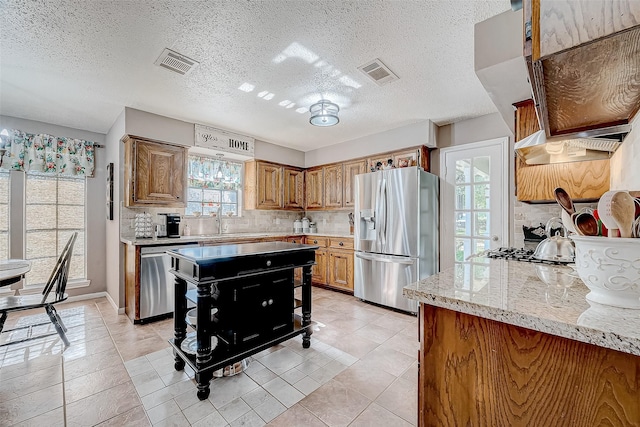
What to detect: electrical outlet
<box><xmin>275</xmin><ymin>218</ymin><xmax>281</xmax><ymax>225</ymax></box>
<box><xmin>130</xmin><ymin>219</ymin><xmax>135</xmax><ymax>228</ymax></box>
<box><xmin>223</xmin><ymin>224</ymin><xmax>228</xmax><ymax>232</ymax></box>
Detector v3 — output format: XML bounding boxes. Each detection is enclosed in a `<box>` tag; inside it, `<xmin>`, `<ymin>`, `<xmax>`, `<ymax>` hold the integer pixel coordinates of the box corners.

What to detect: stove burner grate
<box><xmin>485</xmin><ymin>247</ymin><xmax>568</xmax><ymax>265</ymax></box>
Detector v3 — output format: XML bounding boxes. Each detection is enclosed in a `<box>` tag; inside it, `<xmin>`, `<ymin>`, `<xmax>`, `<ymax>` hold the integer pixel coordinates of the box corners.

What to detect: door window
<box><xmin>441</xmin><ymin>138</ymin><xmax>509</xmax><ymax>294</ymax></box>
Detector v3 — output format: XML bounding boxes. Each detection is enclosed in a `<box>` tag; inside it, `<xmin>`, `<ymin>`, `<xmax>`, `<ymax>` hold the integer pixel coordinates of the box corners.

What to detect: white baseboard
<box><xmin>66</xmin><ymin>291</ymin><xmax>125</xmax><ymax>315</ymax></box>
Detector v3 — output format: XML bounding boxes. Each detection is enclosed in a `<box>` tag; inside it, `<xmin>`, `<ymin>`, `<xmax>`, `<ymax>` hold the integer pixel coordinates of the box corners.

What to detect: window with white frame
<box><xmin>24</xmin><ymin>172</ymin><xmax>86</xmax><ymax>287</ymax></box>
<box><xmin>186</xmin><ymin>155</ymin><xmax>243</xmax><ymax>217</ymax></box>
<box><xmin>0</xmin><ymin>170</ymin><xmax>8</xmax><ymax>260</ymax></box>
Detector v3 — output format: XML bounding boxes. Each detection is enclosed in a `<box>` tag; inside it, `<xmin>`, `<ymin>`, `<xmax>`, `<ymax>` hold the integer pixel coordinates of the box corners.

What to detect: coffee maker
<box><xmin>159</xmin><ymin>213</ymin><xmax>181</xmax><ymax>238</ymax></box>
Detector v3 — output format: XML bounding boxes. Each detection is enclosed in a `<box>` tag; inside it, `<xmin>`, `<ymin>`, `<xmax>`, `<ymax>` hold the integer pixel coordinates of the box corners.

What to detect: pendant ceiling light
<box><xmin>309</xmin><ymin>100</ymin><xmax>340</xmax><ymax>127</ymax></box>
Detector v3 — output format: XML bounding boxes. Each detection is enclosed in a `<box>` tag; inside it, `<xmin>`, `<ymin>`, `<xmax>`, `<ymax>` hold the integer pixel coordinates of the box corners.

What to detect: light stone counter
<box><xmin>403</xmin><ymin>259</ymin><xmax>640</xmax><ymax>356</ymax></box>
<box><xmin>120</xmin><ymin>232</ymin><xmax>353</xmax><ymax>246</ymax></box>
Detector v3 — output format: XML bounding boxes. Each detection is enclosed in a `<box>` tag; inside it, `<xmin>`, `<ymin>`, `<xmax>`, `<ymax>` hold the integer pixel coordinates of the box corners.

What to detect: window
<box><xmin>186</xmin><ymin>155</ymin><xmax>243</xmax><ymax>217</ymax></box>
<box><xmin>24</xmin><ymin>172</ymin><xmax>86</xmax><ymax>287</ymax></box>
<box><xmin>0</xmin><ymin>170</ymin><xmax>8</xmax><ymax>260</ymax></box>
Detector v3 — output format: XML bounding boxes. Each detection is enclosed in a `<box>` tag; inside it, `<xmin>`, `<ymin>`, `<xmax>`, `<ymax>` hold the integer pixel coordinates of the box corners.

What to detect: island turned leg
<box><xmin>195</xmin><ymin>282</ymin><xmax>213</xmax><ymax>400</ymax></box>
<box><xmin>173</xmin><ymin>276</ymin><xmax>187</xmax><ymax>371</ymax></box>
<box><xmin>302</xmin><ymin>265</ymin><xmax>313</xmax><ymax>349</ymax></box>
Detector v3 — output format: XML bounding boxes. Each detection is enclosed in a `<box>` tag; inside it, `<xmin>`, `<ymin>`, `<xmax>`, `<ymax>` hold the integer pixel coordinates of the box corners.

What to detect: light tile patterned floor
<box><xmin>0</xmin><ymin>287</ymin><xmax>418</xmax><ymax>426</ymax></box>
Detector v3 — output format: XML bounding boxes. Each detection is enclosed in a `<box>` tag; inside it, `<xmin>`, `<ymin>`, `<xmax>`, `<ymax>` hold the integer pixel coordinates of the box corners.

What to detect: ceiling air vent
<box><xmin>358</xmin><ymin>58</ymin><xmax>399</xmax><ymax>86</ymax></box>
<box><xmin>154</xmin><ymin>48</ymin><xmax>199</xmax><ymax>76</ymax></box>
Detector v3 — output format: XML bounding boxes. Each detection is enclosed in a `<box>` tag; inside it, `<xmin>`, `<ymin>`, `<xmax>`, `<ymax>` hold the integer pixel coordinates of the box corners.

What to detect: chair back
<box><xmin>41</xmin><ymin>232</ymin><xmax>78</xmax><ymax>304</ymax></box>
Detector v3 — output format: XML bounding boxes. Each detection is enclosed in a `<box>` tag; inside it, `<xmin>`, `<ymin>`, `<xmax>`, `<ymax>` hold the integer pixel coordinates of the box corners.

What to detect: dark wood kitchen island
<box><xmin>167</xmin><ymin>241</ymin><xmax>318</xmax><ymax>400</ymax></box>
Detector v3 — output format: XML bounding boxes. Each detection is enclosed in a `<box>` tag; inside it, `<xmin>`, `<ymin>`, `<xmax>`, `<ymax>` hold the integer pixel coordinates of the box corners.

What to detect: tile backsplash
<box><xmin>120</xmin><ymin>204</ymin><xmax>354</xmax><ymax>237</ymax></box>
<box><xmin>513</xmin><ymin>200</ymin><xmax>597</xmax><ymax>247</ymax></box>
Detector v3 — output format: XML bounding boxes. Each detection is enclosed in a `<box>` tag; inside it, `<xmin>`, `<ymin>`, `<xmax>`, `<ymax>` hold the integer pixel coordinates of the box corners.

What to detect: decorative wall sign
<box><xmin>106</xmin><ymin>162</ymin><xmax>114</xmax><ymax>221</ymax></box>
<box><xmin>194</xmin><ymin>124</ymin><xmax>254</xmax><ymax>157</ymax></box>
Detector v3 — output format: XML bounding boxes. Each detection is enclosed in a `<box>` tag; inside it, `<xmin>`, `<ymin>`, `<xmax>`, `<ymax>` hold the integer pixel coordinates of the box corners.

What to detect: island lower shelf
<box><xmin>169</xmin><ymin>314</ymin><xmax>316</xmax><ymax>375</ymax></box>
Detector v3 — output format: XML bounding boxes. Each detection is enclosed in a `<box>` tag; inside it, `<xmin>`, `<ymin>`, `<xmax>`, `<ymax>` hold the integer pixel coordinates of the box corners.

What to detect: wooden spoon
<box><xmin>574</xmin><ymin>212</ymin><xmax>598</xmax><ymax>236</ymax></box>
<box><xmin>554</xmin><ymin>187</ymin><xmax>575</xmax><ymax>215</ymax></box>
<box><xmin>611</xmin><ymin>191</ymin><xmax>636</xmax><ymax>238</ymax></box>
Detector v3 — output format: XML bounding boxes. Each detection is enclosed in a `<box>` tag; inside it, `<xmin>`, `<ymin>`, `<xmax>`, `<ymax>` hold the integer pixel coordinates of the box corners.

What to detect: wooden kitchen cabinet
<box><xmin>256</xmin><ymin>162</ymin><xmax>282</xmax><ymax>209</ymax></box>
<box><xmin>524</xmin><ymin>0</ymin><xmax>640</xmax><ymax>138</ymax></box>
<box><xmin>307</xmin><ymin>235</ymin><xmax>354</xmax><ymax>293</ymax></box>
<box><xmin>367</xmin><ymin>146</ymin><xmax>430</xmax><ymax>171</ymax></box>
<box><xmin>323</xmin><ymin>164</ymin><xmax>343</xmax><ymax>209</ymax></box>
<box><xmin>343</xmin><ymin>159</ymin><xmax>367</xmax><ymax>208</ymax></box>
<box><xmin>283</xmin><ymin>167</ymin><xmax>304</xmax><ymax>209</ymax></box>
<box><xmin>311</xmin><ymin>249</ymin><xmax>328</xmax><ymax>284</ymax></box>
<box><xmin>123</xmin><ymin>136</ymin><xmax>187</xmax><ymax>207</ymax></box>
<box><xmin>328</xmin><ymin>237</ymin><xmax>354</xmax><ymax>292</ymax></box>
<box><xmin>245</xmin><ymin>160</ymin><xmax>303</xmax><ymax>210</ymax></box>
<box><xmin>514</xmin><ymin>100</ymin><xmax>610</xmax><ymax>203</ymax></box>
<box><xmin>305</xmin><ymin>167</ymin><xmax>324</xmax><ymax>209</ymax></box>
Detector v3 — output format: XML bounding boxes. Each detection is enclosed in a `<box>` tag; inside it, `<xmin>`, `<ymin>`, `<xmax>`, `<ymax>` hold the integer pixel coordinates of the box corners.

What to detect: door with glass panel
<box><xmin>440</xmin><ymin>138</ymin><xmax>509</xmax><ymax>291</ymax></box>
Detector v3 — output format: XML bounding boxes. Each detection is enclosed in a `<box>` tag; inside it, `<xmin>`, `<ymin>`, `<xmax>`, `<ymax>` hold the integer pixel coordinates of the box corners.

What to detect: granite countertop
<box><xmin>120</xmin><ymin>232</ymin><xmax>354</xmax><ymax>246</ymax></box>
<box><xmin>403</xmin><ymin>259</ymin><xmax>640</xmax><ymax>356</ymax></box>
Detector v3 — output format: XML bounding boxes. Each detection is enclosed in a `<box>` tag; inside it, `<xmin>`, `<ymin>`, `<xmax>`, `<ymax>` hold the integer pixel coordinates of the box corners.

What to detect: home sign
<box><xmin>194</xmin><ymin>124</ymin><xmax>254</xmax><ymax>157</ymax></box>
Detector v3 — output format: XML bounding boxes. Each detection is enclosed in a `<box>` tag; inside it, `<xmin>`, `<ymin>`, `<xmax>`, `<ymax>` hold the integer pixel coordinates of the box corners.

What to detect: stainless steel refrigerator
<box><xmin>354</xmin><ymin>166</ymin><xmax>439</xmax><ymax>313</ymax></box>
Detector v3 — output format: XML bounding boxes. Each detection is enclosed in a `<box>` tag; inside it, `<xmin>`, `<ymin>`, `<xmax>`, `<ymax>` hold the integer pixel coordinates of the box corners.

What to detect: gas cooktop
<box><xmin>485</xmin><ymin>247</ymin><xmax>570</xmax><ymax>265</ymax></box>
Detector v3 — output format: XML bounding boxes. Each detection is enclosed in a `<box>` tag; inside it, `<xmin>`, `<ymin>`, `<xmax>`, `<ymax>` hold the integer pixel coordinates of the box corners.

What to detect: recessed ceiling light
<box><xmin>257</xmin><ymin>91</ymin><xmax>268</xmax><ymax>98</ymax></box>
<box><xmin>264</xmin><ymin>93</ymin><xmax>275</xmax><ymax>100</ymax></box>
<box><xmin>295</xmin><ymin>107</ymin><xmax>307</xmax><ymax>114</ymax></box>
<box><xmin>286</xmin><ymin>103</ymin><xmax>295</xmax><ymax>109</ymax></box>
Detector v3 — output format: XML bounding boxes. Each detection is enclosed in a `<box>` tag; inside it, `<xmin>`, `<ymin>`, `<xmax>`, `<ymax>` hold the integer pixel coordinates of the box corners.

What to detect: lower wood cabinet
<box><xmin>308</xmin><ymin>235</ymin><xmax>354</xmax><ymax>293</ymax></box>
<box><xmin>328</xmin><ymin>250</ymin><xmax>354</xmax><ymax>292</ymax></box>
<box><xmin>312</xmin><ymin>249</ymin><xmax>328</xmax><ymax>284</ymax></box>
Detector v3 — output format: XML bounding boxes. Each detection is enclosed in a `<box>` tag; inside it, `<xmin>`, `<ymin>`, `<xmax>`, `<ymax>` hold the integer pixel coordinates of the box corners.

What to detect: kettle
<box><xmin>533</xmin><ymin>217</ymin><xmax>575</xmax><ymax>263</ymax></box>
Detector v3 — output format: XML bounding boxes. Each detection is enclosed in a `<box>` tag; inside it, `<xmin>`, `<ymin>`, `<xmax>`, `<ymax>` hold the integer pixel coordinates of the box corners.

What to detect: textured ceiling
<box><xmin>0</xmin><ymin>0</ymin><xmax>510</xmax><ymax>151</ymax></box>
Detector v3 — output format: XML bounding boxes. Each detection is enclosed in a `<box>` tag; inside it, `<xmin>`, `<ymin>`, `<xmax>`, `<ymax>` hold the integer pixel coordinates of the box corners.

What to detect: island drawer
<box><xmin>307</xmin><ymin>236</ymin><xmax>328</xmax><ymax>247</ymax></box>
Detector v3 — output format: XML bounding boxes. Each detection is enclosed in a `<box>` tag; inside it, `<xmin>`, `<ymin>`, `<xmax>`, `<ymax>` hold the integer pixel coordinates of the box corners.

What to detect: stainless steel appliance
<box><xmin>159</xmin><ymin>213</ymin><xmax>181</xmax><ymax>238</ymax></box>
<box><xmin>354</xmin><ymin>167</ymin><xmax>439</xmax><ymax>313</ymax></box>
<box><xmin>140</xmin><ymin>244</ymin><xmax>198</xmax><ymax>321</ymax></box>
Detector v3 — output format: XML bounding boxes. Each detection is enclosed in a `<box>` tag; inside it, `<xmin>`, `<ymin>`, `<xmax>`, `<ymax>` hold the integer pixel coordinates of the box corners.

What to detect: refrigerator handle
<box><xmin>374</xmin><ymin>177</ymin><xmax>383</xmax><ymax>246</ymax></box>
<box><xmin>379</xmin><ymin>178</ymin><xmax>387</xmax><ymax>246</ymax></box>
<box><xmin>355</xmin><ymin>252</ymin><xmax>415</xmax><ymax>265</ymax></box>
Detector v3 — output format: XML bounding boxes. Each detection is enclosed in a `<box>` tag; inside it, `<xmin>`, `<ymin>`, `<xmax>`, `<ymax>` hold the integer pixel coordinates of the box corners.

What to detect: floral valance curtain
<box><xmin>187</xmin><ymin>155</ymin><xmax>242</xmax><ymax>191</ymax></box>
<box><xmin>0</xmin><ymin>129</ymin><xmax>95</xmax><ymax>177</ymax></box>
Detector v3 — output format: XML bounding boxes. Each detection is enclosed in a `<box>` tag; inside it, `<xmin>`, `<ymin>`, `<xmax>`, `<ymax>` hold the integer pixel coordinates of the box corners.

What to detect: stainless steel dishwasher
<box><xmin>140</xmin><ymin>243</ymin><xmax>199</xmax><ymax>321</ymax></box>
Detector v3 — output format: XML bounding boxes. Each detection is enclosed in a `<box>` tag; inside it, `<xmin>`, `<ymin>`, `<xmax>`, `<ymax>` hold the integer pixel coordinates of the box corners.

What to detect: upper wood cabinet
<box><xmin>367</xmin><ymin>146</ymin><xmax>430</xmax><ymax>171</ymax></box>
<box><xmin>305</xmin><ymin>168</ymin><xmax>324</xmax><ymax>210</ymax></box>
<box><xmin>283</xmin><ymin>167</ymin><xmax>304</xmax><ymax>209</ymax></box>
<box><xmin>524</xmin><ymin>0</ymin><xmax>640</xmax><ymax>138</ymax></box>
<box><xmin>256</xmin><ymin>162</ymin><xmax>282</xmax><ymax>209</ymax></box>
<box><xmin>123</xmin><ymin>136</ymin><xmax>186</xmax><ymax>207</ymax></box>
<box><xmin>323</xmin><ymin>164</ymin><xmax>343</xmax><ymax>209</ymax></box>
<box><xmin>245</xmin><ymin>160</ymin><xmax>303</xmax><ymax>210</ymax></box>
<box><xmin>343</xmin><ymin>159</ymin><xmax>367</xmax><ymax>208</ymax></box>
<box><xmin>514</xmin><ymin>100</ymin><xmax>610</xmax><ymax>203</ymax></box>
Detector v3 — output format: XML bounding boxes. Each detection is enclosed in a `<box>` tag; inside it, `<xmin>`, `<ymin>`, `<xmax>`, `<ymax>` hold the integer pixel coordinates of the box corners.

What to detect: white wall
<box><xmin>105</xmin><ymin>110</ymin><xmax>125</xmax><ymax>310</ymax></box>
<box><xmin>304</xmin><ymin>120</ymin><xmax>436</xmax><ymax>167</ymax></box>
<box><xmin>610</xmin><ymin>114</ymin><xmax>640</xmax><ymax>191</ymax></box>
<box><xmin>0</xmin><ymin>115</ymin><xmax>107</xmax><ymax>298</ymax></box>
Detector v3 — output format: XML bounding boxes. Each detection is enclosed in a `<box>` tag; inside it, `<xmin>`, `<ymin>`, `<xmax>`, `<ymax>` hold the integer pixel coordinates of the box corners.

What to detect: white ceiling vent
<box><xmin>154</xmin><ymin>48</ymin><xmax>199</xmax><ymax>76</ymax></box>
<box><xmin>358</xmin><ymin>58</ymin><xmax>399</xmax><ymax>86</ymax></box>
